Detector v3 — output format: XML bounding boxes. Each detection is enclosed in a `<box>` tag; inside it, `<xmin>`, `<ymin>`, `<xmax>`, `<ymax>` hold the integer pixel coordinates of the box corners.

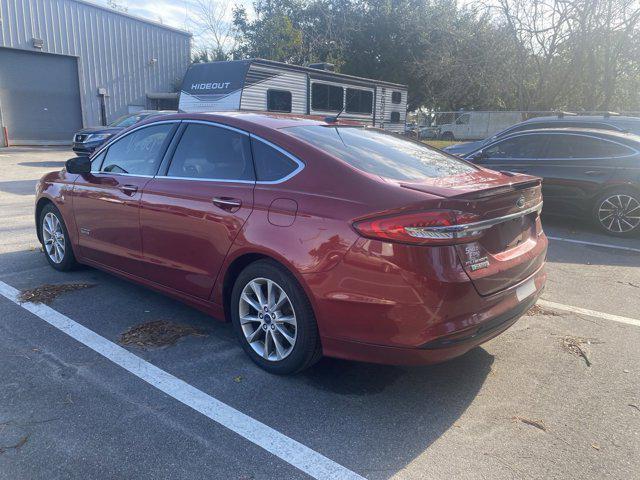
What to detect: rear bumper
<box><xmin>305</xmin><ymin>235</ymin><xmax>547</xmax><ymax>366</ymax></box>
<box><xmin>320</xmin><ymin>280</ymin><xmax>543</xmax><ymax>366</ymax></box>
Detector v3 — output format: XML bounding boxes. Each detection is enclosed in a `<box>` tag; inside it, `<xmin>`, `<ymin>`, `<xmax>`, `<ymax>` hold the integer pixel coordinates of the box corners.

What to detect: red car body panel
<box><xmin>35</xmin><ymin>112</ymin><xmax>548</xmax><ymax>366</ymax></box>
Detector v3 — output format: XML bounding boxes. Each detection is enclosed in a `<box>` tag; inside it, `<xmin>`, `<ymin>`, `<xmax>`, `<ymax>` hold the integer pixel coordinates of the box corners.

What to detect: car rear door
<box><xmin>139</xmin><ymin>121</ymin><xmax>255</xmax><ymax>299</ymax></box>
<box><xmin>71</xmin><ymin>122</ymin><xmax>178</xmax><ymax>276</ymax></box>
<box><xmin>534</xmin><ymin>133</ymin><xmax>624</xmax><ymax>214</ymax></box>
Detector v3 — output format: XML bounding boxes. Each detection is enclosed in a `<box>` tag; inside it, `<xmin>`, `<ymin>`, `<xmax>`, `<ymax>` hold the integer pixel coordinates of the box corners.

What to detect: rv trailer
<box><xmin>178</xmin><ymin>59</ymin><xmax>408</xmax><ymax>132</ymax></box>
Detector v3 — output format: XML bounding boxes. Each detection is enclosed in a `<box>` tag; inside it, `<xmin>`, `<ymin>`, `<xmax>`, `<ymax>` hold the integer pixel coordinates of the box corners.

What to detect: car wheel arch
<box><xmin>219</xmin><ymin>252</ymin><xmax>318</xmax><ymax>324</ymax></box>
<box><xmin>592</xmin><ymin>182</ymin><xmax>640</xmax><ymax>206</ymax></box>
<box><xmin>35</xmin><ymin>197</ymin><xmax>55</xmax><ymax>243</ymax></box>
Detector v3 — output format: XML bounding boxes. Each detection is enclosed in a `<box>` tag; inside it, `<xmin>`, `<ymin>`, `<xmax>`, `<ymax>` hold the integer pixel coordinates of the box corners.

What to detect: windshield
<box><xmin>285</xmin><ymin>126</ymin><xmax>477</xmax><ymax>181</ymax></box>
<box><xmin>109</xmin><ymin>113</ymin><xmax>148</xmax><ymax>128</ymax></box>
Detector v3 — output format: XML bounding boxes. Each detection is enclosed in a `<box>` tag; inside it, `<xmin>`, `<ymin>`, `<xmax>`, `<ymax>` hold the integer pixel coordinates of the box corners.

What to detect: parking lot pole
<box><xmin>0</xmin><ymin>98</ymin><xmax>7</xmax><ymax>147</ymax></box>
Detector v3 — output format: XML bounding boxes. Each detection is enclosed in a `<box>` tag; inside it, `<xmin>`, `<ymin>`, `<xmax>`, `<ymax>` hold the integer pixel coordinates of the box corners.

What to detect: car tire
<box><xmin>592</xmin><ymin>188</ymin><xmax>640</xmax><ymax>237</ymax></box>
<box><xmin>40</xmin><ymin>203</ymin><xmax>79</xmax><ymax>271</ymax></box>
<box><xmin>230</xmin><ymin>259</ymin><xmax>322</xmax><ymax>374</ymax></box>
<box><xmin>441</xmin><ymin>132</ymin><xmax>455</xmax><ymax>141</ymax></box>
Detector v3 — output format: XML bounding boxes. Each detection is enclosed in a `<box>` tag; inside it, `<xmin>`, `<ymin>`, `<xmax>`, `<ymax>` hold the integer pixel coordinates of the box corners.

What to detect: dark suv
<box><xmin>72</xmin><ymin>110</ymin><xmax>175</xmax><ymax>155</ymax></box>
<box><xmin>464</xmin><ymin>128</ymin><xmax>640</xmax><ymax>237</ymax></box>
<box><xmin>445</xmin><ymin>115</ymin><xmax>640</xmax><ymax>156</ymax></box>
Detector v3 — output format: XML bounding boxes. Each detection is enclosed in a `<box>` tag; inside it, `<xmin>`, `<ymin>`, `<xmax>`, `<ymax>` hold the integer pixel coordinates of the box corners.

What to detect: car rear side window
<box><xmin>251</xmin><ymin>138</ymin><xmax>300</xmax><ymax>182</ymax></box>
<box><xmin>167</xmin><ymin>124</ymin><xmax>254</xmax><ymax>181</ymax></box>
<box><xmin>285</xmin><ymin>126</ymin><xmax>476</xmax><ymax>181</ymax></box>
<box><xmin>101</xmin><ymin>123</ymin><xmax>173</xmax><ymax>175</ymax></box>
<box><xmin>544</xmin><ymin>134</ymin><xmax>635</xmax><ymax>159</ymax></box>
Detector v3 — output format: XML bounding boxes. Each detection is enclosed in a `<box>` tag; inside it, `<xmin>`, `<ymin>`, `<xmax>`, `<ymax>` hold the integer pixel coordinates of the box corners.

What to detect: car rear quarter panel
<box><xmin>210</xmin><ymin>127</ymin><xmax>444</xmax><ymax>309</ymax></box>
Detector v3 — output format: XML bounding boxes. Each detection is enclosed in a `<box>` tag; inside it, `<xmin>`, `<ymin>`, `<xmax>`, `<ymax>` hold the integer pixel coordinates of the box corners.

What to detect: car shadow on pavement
<box><xmin>0</xmin><ymin>249</ymin><xmax>494</xmax><ymax>479</ymax></box>
<box><xmin>0</xmin><ymin>180</ymin><xmax>40</xmax><ymax>196</ymax></box>
<box><xmin>18</xmin><ymin>161</ymin><xmax>66</xmax><ymax>168</ymax></box>
<box><xmin>291</xmin><ymin>348</ymin><xmax>493</xmax><ymax>476</ymax></box>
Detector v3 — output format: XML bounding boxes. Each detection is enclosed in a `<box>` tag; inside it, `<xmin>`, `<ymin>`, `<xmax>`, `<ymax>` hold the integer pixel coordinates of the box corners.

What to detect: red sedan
<box><xmin>35</xmin><ymin>112</ymin><xmax>547</xmax><ymax>374</ymax></box>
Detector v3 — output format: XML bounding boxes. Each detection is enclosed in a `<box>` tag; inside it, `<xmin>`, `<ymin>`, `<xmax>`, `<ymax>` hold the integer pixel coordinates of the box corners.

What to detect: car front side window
<box><xmin>100</xmin><ymin>123</ymin><xmax>174</xmax><ymax>175</ymax></box>
<box><xmin>166</xmin><ymin>124</ymin><xmax>254</xmax><ymax>181</ymax></box>
<box><xmin>483</xmin><ymin>135</ymin><xmax>546</xmax><ymax>160</ymax></box>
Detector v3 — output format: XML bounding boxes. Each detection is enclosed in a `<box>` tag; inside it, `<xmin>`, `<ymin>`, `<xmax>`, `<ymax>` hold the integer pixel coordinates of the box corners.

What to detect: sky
<box><xmin>88</xmin><ymin>0</ymin><xmax>196</xmax><ymax>32</ymax></box>
<box><xmin>86</xmin><ymin>0</ymin><xmax>253</xmax><ymax>51</ymax></box>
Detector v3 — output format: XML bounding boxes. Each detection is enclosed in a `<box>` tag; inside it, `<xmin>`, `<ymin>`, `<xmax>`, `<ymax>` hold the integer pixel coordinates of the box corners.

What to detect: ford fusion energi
<box><xmin>36</xmin><ymin>112</ymin><xmax>547</xmax><ymax>374</ymax></box>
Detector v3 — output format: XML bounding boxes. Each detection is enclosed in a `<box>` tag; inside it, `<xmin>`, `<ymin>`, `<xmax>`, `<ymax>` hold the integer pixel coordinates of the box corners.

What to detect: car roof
<box><xmin>520</xmin><ymin>115</ymin><xmax>640</xmax><ymax>124</ymax></box>
<box><xmin>143</xmin><ymin>111</ymin><xmax>362</xmax><ymax>130</ymax></box>
<box><xmin>496</xmin><ymin>127</ymin><xmax>640</xmax><ymax>144</ymax></box>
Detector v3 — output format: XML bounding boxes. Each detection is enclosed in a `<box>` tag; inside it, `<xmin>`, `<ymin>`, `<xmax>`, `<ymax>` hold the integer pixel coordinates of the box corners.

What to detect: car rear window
<box><xmin>284</xmin><ymin>126</ymin><xmax>477</xmax><ymax>181</ymax></box>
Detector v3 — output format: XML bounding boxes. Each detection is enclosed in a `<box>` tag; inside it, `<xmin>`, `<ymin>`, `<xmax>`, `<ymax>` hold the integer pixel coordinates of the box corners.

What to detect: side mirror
<box><xmin>66</xmin><ymin>155</ymin><xmax>91</xmax><ymax>174</ymax></box>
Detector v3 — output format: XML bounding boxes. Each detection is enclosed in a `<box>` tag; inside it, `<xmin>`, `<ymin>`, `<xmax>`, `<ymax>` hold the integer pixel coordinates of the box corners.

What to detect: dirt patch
<box><xmin>562</xmin><ymin>336</ymin><xmax>602</xmax><ymax>367</ymax></box>
<box><xmin>119</xmin><ymin>320</ymin><xmax>207</xmax><ymax>349</ymax></box>
<box><xmin>526</xmin><ymin>304</ymin><xmax>562</xmax><ymax>317</ymax></box>
<box><xmin>18</xmin><ymin>283</ymin><xmax>95</xmax><ymax>305</ymax></box>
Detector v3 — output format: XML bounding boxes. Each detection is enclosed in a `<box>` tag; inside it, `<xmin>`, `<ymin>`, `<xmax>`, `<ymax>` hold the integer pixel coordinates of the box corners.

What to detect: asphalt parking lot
<box><xmin>1</xmin><ymin>147</ymin><xmax>639</xmax><ymax>480</ymax></box>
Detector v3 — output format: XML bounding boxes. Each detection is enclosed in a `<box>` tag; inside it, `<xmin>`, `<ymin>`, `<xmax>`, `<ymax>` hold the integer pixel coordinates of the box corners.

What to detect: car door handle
<box><xmin>585</xmin><ymin>170</ymin><xmax>605</xmax><ymax>176</ymax></box>
<box><xmin>212</xmin><ymin>197</ymin><xmax>242</xmax><ymax>211</ymax></box>
<box><xmin>119</xmin><ymin>184</ymin><xmax>139</xmax><ymax>195</ymax></box>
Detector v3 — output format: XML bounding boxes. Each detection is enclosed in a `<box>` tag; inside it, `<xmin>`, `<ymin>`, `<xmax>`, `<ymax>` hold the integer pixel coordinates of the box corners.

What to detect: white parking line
<box><xmin>547</xmin><ymin>236</ymin><xmax>640</xmax><ymax>253</ymax></box>
<box><xmin>0</xmin><ymin>281</ymin><xmax>365</xmax><ymax>480</ymax></box>
<box><xmin>538</xmin><ymin>299</ymin><xmax>640</xmax><ymax>328</ymax></box>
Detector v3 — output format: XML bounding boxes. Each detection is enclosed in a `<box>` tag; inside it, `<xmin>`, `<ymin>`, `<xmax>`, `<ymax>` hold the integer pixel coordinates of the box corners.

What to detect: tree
<box><xmin>107</xmin><ymin>0</ymin><xmax>128</xmax><ymax>12</ymax></box>
<box><xmin>191</xmin><ymin>0</ymin><xmax>237</xmax><ymax>61</ymax></box>
<box><xmin>228</xmin><ymin>0</ymin><xmax>640</xmax><ymax>112</ymax></box>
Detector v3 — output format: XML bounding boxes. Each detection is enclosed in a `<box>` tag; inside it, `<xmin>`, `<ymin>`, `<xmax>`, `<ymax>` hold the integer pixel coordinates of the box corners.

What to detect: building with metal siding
<box><xmin>0</xmin><ymin>0</ymin><xmax>191</xmax><ymax>145</ymax></box>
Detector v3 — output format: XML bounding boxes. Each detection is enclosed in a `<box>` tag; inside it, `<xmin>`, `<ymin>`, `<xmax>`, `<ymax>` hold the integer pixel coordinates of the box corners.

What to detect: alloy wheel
<box><xmin>42</xmin><ymin>212</ymin><xmax>66</xmax><ymax>264</ymax></box>
<box><xmin>238</xmin><ymin>278</ymin><xmax>297</xmax><ymax>362</ymax></box>
<box><xmin>597</xmin><ymin>194</ymin><xmax>640</xmax><ymax>234</ymax></box>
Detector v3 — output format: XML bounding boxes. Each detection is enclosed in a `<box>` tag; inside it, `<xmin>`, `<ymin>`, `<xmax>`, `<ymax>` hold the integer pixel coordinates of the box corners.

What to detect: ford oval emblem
<box><xmin>516</xmin><ymin>196</ymin><xmax>526</xmax><ymax>208</ymax></box>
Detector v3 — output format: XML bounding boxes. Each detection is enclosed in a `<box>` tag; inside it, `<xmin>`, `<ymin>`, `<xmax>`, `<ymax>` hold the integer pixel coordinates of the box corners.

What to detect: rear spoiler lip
<box><xmin>451</xmin><ymin>178</ymin><xmax>542</xmax><ymax>199</ymax></box>
<box><xmin>399</xmin><ymin>177</ymin><xmax>542</xmax><ymax>200</ymax></box>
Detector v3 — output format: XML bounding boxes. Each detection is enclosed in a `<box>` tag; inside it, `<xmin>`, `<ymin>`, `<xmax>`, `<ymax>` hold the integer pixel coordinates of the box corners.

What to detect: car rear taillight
<box><xmin>353</xmin><ymin>210</ymin><xmax>483</xmax><ymax>245</ymax></box>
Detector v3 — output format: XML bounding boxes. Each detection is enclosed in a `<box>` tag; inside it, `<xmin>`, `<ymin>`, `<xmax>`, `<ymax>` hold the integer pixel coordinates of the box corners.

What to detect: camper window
<box><xmin>390</xmin><ymin>111</ymin><xmax>401</xmax><ymax>123</ymax></box>
<box><xmin>267</xmin><ymin>89</ymin><xmax>292</xmax><ymax>113</ymax></box>
<box><xmin>346</xmin><ymin>89</ymin><xmax>373</xmax><ymax>114</ymax></box>
<box><xmin>391</xmin><ymin>91</ymin><xmax>402</xmax><ymax>104</ymax></box>
<box><xmin>312</xmin><ymin>83</ymin><xmax>344</xmax><ymax>112</ymax></box>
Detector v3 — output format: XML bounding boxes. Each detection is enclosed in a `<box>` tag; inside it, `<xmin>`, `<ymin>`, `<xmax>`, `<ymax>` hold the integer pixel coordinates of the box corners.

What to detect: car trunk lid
<box><xmin>401</xmin><ymin>169</ymin><xmax>546</xmax><ymax>296</ymax></box>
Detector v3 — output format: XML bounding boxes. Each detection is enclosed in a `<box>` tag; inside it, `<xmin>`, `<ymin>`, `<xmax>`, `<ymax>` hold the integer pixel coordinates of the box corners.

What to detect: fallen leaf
<box><xmin>18</xmin><ymin>283</ymin><xmax>95</xmax><ymax>305</ymax></box>
<box><xmin>0</xmin><ymin>435</ymin><xmax>29</xmax><ymax>454</ymax></box>
<box><xmin>512</xmin><ymin>416</ymin><xmax>547</xmax><ymax>432</ymax></box>
<box><xmin>119</xmin><ymin>320</ymin><xmax>206</xmax><ymax>348</ymax></box>
<box><xmin>562</xmin><ymin>336</ymin><xmax>602</xmax><ymax>367</ymax></box>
